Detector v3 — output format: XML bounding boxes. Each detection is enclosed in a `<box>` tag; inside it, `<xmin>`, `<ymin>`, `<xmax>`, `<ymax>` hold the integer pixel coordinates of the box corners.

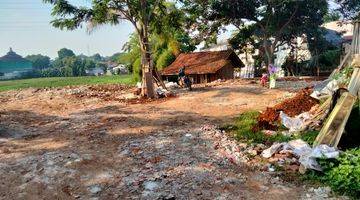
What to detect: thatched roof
<box><xmin>162</xmin><ymin>50</ymin><xmax>244</xmax><ymax>75</ymax></box>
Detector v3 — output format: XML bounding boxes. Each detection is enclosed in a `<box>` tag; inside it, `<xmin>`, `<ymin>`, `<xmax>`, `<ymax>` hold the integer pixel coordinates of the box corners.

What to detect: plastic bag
<box><xmin>279</xmin><ymin>111</ymin><xmax>311</xmax><ymax>132</ymax></box>
<box><xmin>299</xmin><ymin>144</ymin><xmax>339</xmax><ymax>171</ymax></box>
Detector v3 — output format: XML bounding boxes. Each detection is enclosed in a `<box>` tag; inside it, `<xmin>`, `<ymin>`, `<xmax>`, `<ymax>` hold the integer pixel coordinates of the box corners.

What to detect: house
<box><xmin>85</xmin><ymin>67</ymin><xmax>104</xmax><ymax>76</ymax></box>
<box><xmin>110</xmin><ymin>64</ymin><xmax>129</xmax><ymax>75</ymax></box>
<box><xmin>161</xmin><ymin>50</ymin><xmax>244</xmax><ymax>84</ymax></box>
<box><xmin>323</xmin><ymin>21</ymin><xmax>354</xmax><ymax>55</ymax></box>
<box><xmin>0</xmin><ymin>48</ymin><xmax>32</xmax><ymax>79</ymax></box>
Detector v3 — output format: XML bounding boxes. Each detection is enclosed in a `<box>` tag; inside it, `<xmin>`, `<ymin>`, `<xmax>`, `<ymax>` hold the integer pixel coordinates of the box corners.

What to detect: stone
<box><xmin>88</xmin><ymin>185</ymin><xmax>102</xmax><ymax>194</ymax></box>
<box><xmin>143</xmin><ymin>181</ymin><xmax>159</xmax><ymax>191</ymax></box>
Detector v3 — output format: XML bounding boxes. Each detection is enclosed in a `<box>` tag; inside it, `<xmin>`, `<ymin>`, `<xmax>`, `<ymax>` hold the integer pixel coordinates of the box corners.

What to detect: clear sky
<box><xmin>0</xmin><ymin>0</ymin><xmax>134</xmax><ymax>59</ymax></box>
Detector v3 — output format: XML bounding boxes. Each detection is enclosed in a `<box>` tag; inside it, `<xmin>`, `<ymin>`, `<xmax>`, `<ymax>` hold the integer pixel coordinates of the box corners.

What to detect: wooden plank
<box><xmin>351</xmin><ymin>54</ymin><xmax>360</xmax><ymax>68</ymax></box>
<box><xmin>348</xmin><ymin>67</ymin><xmax>360</xmax><ymax>95</ymax></box>
<box><xmin>352</xmin><ymin>22</ymin><xmax>360</xmax><ymax>55</ymax></box>
<box><xmin>314</xmin><ymin>92</ymin><xmax>357</xmax><ymax>147</ymax></box>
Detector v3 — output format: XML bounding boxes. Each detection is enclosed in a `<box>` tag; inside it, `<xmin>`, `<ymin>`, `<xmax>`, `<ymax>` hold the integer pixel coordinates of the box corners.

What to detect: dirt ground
<box><xmin>0</xmin><ymin>79</ymin><xmax>335</xmax><ymax>200</ymax></box>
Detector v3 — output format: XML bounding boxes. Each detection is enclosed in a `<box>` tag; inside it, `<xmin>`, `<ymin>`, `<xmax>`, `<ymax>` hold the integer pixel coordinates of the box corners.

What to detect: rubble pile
<box><xmin>67</xmin><ymin>84</ymin><xmax>175</xmax><ymax>104</ymax></box>
<box><xmin>255</xmin><ymin>88</ymin><xmax>319</xmax><ymax>131</ymax></box>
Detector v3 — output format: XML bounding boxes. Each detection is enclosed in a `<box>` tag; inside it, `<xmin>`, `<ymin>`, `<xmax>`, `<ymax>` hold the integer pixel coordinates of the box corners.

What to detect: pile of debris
<box><xmin>69</xmin><ymin>84</ymin><xmax>176</xmax><ymax>104</ymax></box>
<box><xmin>261</xmin><ymin>139</ymin><xmax>339</xmax><ymax>173</ymax></box>
<box><xmin>254</xmin><ymin>88</ymin><xmax>319</xmax><ymax>131</ymax></box>
<box><xmin>134</xmin><ymin>82</ymin><xmax>177</xmax><ymax>99</ymax></box>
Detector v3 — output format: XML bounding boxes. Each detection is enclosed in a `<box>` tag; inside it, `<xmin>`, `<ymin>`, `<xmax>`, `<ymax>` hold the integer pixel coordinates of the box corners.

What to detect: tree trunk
<box><xmin>264</xmin><ymin>40</ymin><xmax>275</xmax><ymax>68</ymax></box>
<box><xmin>138</xmin><ymin>30</ymin><xmax>155</xmax><ymax>98</ymax></box>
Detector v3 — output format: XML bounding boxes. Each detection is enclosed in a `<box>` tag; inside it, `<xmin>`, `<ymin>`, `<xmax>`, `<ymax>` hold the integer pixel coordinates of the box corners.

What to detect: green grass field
<box><xmin>0</xmin><ymin>75</ymin><xmax>135</xmax><ymax>92</ymax></box>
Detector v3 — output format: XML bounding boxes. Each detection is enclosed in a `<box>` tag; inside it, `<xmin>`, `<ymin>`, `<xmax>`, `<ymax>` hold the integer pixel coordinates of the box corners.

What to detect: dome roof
<box><xmin>0</xmin><ymin>48</ymin><xmax>28</xmax><ymax>62</ymax></box>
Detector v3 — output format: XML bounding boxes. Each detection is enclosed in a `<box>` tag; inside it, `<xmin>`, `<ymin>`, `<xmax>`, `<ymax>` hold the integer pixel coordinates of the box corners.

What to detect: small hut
<box><xmin>161</xmin><ymin>50</ymin><xmax>244</xmax><ymax>84</ymax></box>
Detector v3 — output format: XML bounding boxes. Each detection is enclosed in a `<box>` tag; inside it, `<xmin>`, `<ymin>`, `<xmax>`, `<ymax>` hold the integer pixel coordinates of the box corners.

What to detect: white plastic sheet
<box><xmin>279</xmin><ymin>111</ymin><xmax>312</xmax><ymax>132</ymax></box>
<box><xmin>261</xmin><ymin>139</ymin><xmax>339</xmax><ymax>171</ymax></box>
<box><xmin>299</xmin><ymin>145</ymin><xmax>339</xmax><ymax>171</ymax></box>
<box><xmin>311</xmin><ymin>79</ymin><xmax>340</xmax><ymax>99</ymax></box>
<box><xmin>165</xmin><ymin>82</ymin><xmax>179</xmax><ymax>89</ymax></box>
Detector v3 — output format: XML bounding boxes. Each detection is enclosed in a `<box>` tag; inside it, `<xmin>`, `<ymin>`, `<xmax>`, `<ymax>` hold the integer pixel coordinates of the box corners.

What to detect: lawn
<box><xmin>0</xmin><ymin>75</ymin><xmax>135</xmax><ymax>92</ymax></box>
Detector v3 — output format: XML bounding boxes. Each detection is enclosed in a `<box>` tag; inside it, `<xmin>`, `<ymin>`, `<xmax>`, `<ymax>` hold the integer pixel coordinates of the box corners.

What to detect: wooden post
<box><xmin>314</xmin><ymin>92</ymin><xmax>357</xmax><ymax>147</ymax></box>
<box><xmin>314</xmin><ymin>22</ymin><xmax>360</xmax><ymax>147</ymax></box>
<box><xmin>314</xmin><ymin>65</ymin><xmax>360</xmax><ymax>147</ymax></box>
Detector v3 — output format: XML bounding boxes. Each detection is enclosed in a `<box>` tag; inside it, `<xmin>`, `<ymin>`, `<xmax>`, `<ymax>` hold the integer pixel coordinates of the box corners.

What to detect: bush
<box><xmin>319</xmin><ymin>49</ymin><xmax>341</xmax><ymax>70</ymax></box>
<box><xmin>306</xmin><ymin>148</ymin><xmax>360</xmax><ymax>199</ymax></box>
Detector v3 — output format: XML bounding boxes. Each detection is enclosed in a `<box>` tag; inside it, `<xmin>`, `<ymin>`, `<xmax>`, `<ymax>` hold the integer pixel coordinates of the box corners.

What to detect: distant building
<box><xmin>85</xmin><ymin>67</ymin><xmax>104</xmax><ymax>76</ymax></box>
<box><xmin>0</xmin><ymin>48</ymin><xmax>32</xmax><ymax>79</ymax></box>
<box><xmin>162</xmin><ymin>50</ymin><xmax>244</xmax><ymax>84</ymax></box>
<box><xmin>323</xmin><ymin>21</ymin><xmax>354</xmax><ymax>54</ymax></box>
<box><xmin>111</xmin><ymin>64</ymin><xmax>129</xmax><ymax>75</ymax></box>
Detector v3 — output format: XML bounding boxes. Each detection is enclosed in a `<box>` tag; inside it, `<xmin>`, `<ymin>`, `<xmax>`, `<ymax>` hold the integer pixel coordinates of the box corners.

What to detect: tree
<box><xmin>335</xmin><ymin>0</ymin><xmax>360</xmax><ymax>20</ymax></box>
<box><xmin>91</xmin><ymin>53</ymin><xmax>103</xmax><ymax>62</ymax></box>
<box><xmin>84</xmin><ymin>59</ymin><xmax>96</xmax><ymax>69</ymax></box>
<box><xmin>58</xmin><ymin>48</ymin><xmax>75</xmax><ymax>59</ymax></box>
<box><xmin>323</xmin><ymin>11</ymin><xmax>341</xmax><ymax>23</ymax></box>
<box><xmin>120</xmin><ymin>3</ymin><xmax>196</xmax><ymax>81</ymax></box>
<box><xmin>26</xmin><ymin>54</ymin><xmax>51</xmax><ymax>70</ymax></box>
<box><xmin>44</xmin><ymin>0</ymin><xmax>171</xmax><ymax>98</ymax></box>
<box><xmin>182</xmin><ymin>0</ymin><xmax>328</xmax><ymax>68</ymax></box>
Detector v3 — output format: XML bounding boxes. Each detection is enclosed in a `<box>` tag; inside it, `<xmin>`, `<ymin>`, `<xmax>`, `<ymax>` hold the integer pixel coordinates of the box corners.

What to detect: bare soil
<box><xmin>0</xmin><ymin>80</ymin><xmax>330</xmax><ymax>199</ymax></box>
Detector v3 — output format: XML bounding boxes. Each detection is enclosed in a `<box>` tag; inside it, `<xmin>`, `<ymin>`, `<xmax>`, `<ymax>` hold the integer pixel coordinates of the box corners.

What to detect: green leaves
<box><xmin>307</xmin><ymin>149</ymin><xmax>360</xmax><ymax>199</ymax></box>
<box><xmin>335</xmin><ymin>0</ymin><xmax>360</xmax><ymax>20</ymax></box>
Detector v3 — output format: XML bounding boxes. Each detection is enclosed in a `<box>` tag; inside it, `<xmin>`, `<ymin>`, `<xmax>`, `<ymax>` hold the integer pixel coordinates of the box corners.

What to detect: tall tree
<box><xmin>335</xmin><ymin>0</ymin><xmax>360</xmax><ymax>20</ymax></box>
<box><xmin>44</xmin><ymin>0</ymin><xmax>171</xmax><ymax>98</ymax></box>
<box><xmin>182</xmin><ymin>0</ymin><xmax>328</xmax><ymax>68</ymax></box>
<box><xmin>57</xmin><ymin>48</ymin><xmax>75</xmax><ymax>59</ymax></box>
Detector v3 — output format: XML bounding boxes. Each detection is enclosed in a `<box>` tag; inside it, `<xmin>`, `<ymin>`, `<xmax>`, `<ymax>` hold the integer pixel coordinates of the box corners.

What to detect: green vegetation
<box><xmin>305</xmin><ymin>148</ymin><xmax>360</xmax><ymax>199</ymax></box>
<box><xmin>0</xmin><ymin>75</ymin><xmax>134</xmax><ymax>92</ymax></box>
<box><xmin>228</xmin><ymin>110</ymin><xmax>359</xmax><ymax>198</ymax></box>
<box><xmin>224</xmin><ymin>111</ymin><xmax>319</xmax><ymax>144</ymax></box>
<box><xmin>25</xmin><ymin>54</ymin><xmax>51</xmax><ymax>70</ymax></box>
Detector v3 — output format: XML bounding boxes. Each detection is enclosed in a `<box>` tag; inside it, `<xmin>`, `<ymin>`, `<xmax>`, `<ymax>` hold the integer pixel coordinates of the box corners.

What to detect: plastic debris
<box><xmin>261</xmin><ymin>139</ymin><xmax>340</xmax><ymax>172</ymax></box>
<box><xmin>299</xmin><ymin>145</ymin><xmax>340</xmax><ymax>171</ymax></box>
<box><xmin>261</xmin><ymin>143</ymin><xmax>285</xmax><ymax>158</ymax></box>
<box><xmin>286</xmin><ymin>139</ymin><xmax>311</xmax><ymax>156</ymax></box>
<box><xmin>279</xmin><ymin>111</ymin><xmax>312</xmax><ymax>132</ymax></box>
<box><xmin>165</xmin><ymin>82</ymin><xmax>179</xmax><ymax>89</ymax></box>
<box><xmin>311</xmin><ymin>79</ymin><xmax>339</xmax><ymax>99</ymax></box>
<box><xmin>155</xmin><ymin>87</ymin><xmax>167</xmax><ymax>97</ymax></box>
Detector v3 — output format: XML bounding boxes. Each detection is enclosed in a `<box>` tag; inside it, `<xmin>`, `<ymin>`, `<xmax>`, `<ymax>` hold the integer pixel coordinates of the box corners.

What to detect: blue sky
<box><xmin>0</xmin><ymin>0</ymin><xmax>134</xmax><ymax>58</ymax></box>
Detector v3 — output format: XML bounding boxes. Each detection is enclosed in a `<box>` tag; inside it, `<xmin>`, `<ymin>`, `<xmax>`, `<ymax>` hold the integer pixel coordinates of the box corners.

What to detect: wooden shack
<box><xmin>161</xmin><ymin>50</ymin><xmax>244</xmax><ymax>84</ymax></box>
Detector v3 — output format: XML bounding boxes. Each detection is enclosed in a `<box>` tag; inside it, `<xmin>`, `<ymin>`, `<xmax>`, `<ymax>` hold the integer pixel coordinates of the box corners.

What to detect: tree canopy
<box><xmin>57</xmin><ymin>48</ymin><xmax>75</xmax><ymax>59</ymax></box>
<box><xmin>335</xmin><ymin>0</ymin><xmax>360</xmax><ymax>20</ymax></box>
<box><xmin>26</xmin><ymin>54</ymin><xmax>51</xmax><ymax>70</ymax></box>
<box><xmin>44</xmin><ymin>0</ymin><xmax>179</xmax><ymax>97</ymax></box>
<box><xmin>181</xmin><ymin>0</ymin><xmax>328</xmax><ymax>69</ymax></box>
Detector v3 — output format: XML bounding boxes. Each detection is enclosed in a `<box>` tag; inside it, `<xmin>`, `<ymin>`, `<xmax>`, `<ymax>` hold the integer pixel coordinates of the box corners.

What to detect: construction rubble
<box><xmin>254</xmin><ymin>88</ymin><xmax>320</xmax><ymax>132</ymax></box>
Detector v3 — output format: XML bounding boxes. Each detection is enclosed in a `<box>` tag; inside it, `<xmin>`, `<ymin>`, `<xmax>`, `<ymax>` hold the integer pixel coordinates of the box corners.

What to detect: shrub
<box><xmin>306</xmin><ymin>149</ymin><xmax>360</xmax><ymax>199</ymax></box>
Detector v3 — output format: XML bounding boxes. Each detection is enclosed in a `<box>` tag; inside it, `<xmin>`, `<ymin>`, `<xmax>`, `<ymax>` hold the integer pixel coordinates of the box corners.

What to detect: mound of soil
<box><xmin>254</xmin><ymin>88</ymin><xmax>319</xmax><ymax>131</ymax></box>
